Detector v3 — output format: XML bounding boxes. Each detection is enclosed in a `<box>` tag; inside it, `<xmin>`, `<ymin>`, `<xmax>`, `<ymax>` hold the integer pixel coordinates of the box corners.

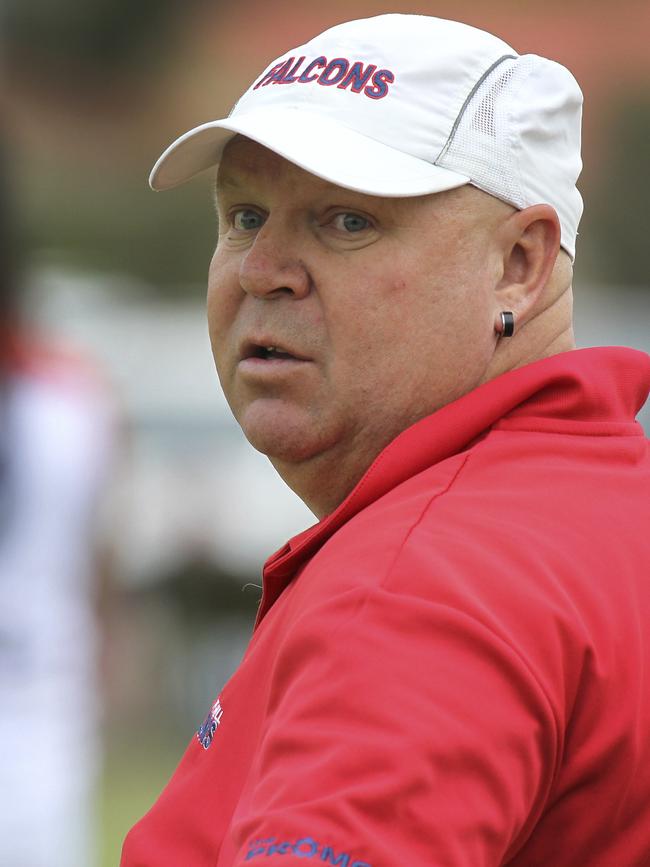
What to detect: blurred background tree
<box><xmin>586</xmin><ymin>98</ymin><xmax>650</xmax><ymax>287</ymax></box>
<box><xmin>2</xmin><ymin>0</ymin><xmax>217</xmax><ymax>293</ymax></box>
<box><xmin>2</xmin><ymin>0</ymin><xmax>205</xmax><ymax>81</ymax></box>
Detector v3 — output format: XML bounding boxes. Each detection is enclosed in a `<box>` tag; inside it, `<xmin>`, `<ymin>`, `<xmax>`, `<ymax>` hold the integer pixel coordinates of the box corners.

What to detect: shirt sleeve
<box><xmin>224</xmin><ymin>583</ymin><xmax>561</xmax><ymax>867</ymax></box>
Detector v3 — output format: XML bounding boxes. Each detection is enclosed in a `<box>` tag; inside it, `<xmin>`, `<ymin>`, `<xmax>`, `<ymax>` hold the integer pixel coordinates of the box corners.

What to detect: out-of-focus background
<box><xmin>1</xmin><ymin>1</ymin><xmax>648</xmax><ymax>864</ymax></box>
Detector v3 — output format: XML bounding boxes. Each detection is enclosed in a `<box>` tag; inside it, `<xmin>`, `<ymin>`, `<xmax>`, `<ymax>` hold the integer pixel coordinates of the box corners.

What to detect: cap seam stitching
<box><xmin>506</xmin><ymin>57</ymin><xmax>540</xmax><ymax>211</ymax></box>
<box><xmin>436</xmin><ymin>53</ymin><xmax>517</xmax><ymax>165</ymax></box>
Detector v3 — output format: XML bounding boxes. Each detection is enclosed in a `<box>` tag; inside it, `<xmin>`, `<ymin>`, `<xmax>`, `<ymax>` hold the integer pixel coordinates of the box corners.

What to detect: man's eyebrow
<box><xmin>213</xmin><ymin>173</ymin><xmax>247</xmax><ymax>211</ymax></box>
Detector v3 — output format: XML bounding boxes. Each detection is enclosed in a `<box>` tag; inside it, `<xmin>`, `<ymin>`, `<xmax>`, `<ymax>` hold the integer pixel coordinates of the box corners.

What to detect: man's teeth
<box><xmin>261</xmin><ymin>345</ymin><xmax>296</xmax><ymax>359</ymax></box>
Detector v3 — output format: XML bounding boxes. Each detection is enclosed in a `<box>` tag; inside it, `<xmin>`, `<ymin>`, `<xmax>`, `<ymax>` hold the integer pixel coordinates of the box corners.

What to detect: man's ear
<box><xmin>495</xmin><ymin>204</ymin><xmax>561</xmax><ymax>323</ymax></box>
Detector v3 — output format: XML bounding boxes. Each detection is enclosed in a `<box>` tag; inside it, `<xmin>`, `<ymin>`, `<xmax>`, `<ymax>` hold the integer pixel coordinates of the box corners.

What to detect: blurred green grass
<box><xmin>99</xmin><ymin>733</ymin><xmax>186</xmax><ymax>867</ymax></box>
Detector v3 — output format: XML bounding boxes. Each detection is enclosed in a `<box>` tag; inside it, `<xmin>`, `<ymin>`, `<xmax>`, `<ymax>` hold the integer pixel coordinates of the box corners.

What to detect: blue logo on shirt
<box><xmin>196</xmin><ymin>697</ymin><xmax>223</xmax><ymax>750</ymax></box>
<box><xmin>246</xmin><ymin>836</ymin><xmax>372</xmax><ymax>865</ymax></box>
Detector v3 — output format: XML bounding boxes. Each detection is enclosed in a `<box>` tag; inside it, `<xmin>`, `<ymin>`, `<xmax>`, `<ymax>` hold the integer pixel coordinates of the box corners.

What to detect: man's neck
<box><xmin>482</xmin><ymin>286</ymin><xmax>576</xmax><ymax>384</ymax></box>
<box><xmin>269</xmin><ymin>429</ymin><xmax>396</xmax><ymax>520</ymax></box>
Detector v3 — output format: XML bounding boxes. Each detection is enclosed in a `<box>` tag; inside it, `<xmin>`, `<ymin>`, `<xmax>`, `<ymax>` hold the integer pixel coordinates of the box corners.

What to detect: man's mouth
<box><xmin>240</xmin><ymin>340</ymin><xmax>310</xmax><ymax>363</ymax></box>
<box><xmin>252</xmin><ymin>345</ymin><xmax>298</xmax><ymax>361</ymax></box>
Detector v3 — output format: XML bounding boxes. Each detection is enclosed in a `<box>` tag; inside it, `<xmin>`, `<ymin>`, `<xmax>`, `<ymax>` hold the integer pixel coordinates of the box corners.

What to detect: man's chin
<box><xmin>237</xmin><ymin>403</ymin><xmax>337</xmax><ymax>466</ymax></box>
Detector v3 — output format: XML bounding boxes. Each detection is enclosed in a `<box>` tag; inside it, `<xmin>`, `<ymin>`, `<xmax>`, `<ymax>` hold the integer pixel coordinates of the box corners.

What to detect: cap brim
<box><xmin>149</xmin><ymin>107</ymin><xmax>470</xmax><ymax>198</ymax></box>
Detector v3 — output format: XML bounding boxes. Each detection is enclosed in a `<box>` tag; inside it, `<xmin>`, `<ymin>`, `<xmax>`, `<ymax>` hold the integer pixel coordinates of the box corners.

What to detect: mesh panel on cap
<box><xmin>437</xmin><ymin>56</ymin><xmax>536</xmax><ymax>208</ymax></box>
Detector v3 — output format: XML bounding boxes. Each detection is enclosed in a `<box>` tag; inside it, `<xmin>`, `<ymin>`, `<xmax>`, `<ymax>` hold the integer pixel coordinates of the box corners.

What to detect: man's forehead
<box><xmin>216</xmin><ymin>136</ymin><xmax>372</xmax><ymax>202</ymax></box>
<box><xmin>217</xmin><ymin>137</ymin><xmax>303</xmax><ymax>187</ymax></box>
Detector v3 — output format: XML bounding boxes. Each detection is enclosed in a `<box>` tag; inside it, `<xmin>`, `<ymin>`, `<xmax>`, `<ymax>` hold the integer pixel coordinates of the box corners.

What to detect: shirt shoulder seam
<box><xmin>377</xmin><ymin>449</ymin><xmax>474</xmax><ymax>590</ymax></box>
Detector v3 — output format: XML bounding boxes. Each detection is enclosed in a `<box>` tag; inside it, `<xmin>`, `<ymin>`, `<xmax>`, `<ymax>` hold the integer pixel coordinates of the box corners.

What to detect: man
<box><xmin>122</xmin><ymin>14</ymin><xmax>650</xmax><ymax>866</ymax></box>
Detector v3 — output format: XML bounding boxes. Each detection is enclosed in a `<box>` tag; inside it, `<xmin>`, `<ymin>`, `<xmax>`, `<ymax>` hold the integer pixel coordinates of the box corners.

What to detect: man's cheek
<box><xmin>207</xmin><ymin>290</ymin><xmax>239</xmax><ymax>347</ymax></box>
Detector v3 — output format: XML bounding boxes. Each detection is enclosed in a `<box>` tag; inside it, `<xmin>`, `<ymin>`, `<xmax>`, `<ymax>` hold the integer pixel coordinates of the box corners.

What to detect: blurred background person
<box><xmin>0</xmin><ymin>135</ymin><xmax>116</xmax><ymax>867</ymax></box>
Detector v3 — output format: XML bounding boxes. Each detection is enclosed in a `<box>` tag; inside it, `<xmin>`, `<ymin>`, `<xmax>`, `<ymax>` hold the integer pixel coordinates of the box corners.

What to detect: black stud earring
<box><xmin>500</xmin><ymin>311</ymin><xmax>515</xmax><ymax>338</ymax></box>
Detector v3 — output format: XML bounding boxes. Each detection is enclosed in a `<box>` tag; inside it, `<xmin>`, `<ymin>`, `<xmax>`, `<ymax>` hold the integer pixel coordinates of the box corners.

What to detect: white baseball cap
<box><xmin>150</xmin><ymin>14</ymin><xmax>584</xmax><ymax>257</ymax></box>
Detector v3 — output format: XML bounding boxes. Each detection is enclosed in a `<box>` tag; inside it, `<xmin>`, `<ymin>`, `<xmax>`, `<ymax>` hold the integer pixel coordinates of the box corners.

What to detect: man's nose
<box><xmin>238</xmin><ymin>222</ymin><xmax>311</xmax><ymax>300</ymax></box>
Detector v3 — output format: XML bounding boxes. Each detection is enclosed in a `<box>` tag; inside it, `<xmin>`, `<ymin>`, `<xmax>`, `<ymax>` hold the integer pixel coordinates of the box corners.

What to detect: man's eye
<box><xmin>332</xmin><ymin>213</ymin><xmax>371</xmax><ymax>233</ymax></box>
<box><xmin>232</xmin><ymin>209</ymin><xmax>264</xmax><ymax>231</ymax></box>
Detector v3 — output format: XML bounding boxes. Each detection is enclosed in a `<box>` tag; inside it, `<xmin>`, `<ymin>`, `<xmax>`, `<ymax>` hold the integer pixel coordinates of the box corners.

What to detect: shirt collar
<box><xmin>255</xmin><ymin>346</ymin><xmax>650</xmax><ymax>627</ymax></box>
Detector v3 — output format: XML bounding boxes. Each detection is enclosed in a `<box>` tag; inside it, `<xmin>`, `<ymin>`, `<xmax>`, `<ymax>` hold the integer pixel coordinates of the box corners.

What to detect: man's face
<box><xmin>208</xmin><ymin>137</ymin><xmax>505</xmax><ymax>490</ymax></box>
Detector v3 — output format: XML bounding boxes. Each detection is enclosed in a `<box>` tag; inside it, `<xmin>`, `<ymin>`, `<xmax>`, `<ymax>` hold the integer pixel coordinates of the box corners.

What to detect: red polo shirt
<box><xmin>121</xmin><ymin>346</ymin><xmax>650</xmax><ymax>867</ymax></box>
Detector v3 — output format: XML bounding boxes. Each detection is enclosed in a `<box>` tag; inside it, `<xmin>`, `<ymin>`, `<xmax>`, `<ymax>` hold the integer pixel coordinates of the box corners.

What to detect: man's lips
<box><xmin>239</xmin><ymin>339</ymin><xmax>312</xmax><ymax>363</ymax></box>
<box><xmin>236</xmin><ymin>338</ymin><xmax>314</xmax><ymax>380</ymax></box>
